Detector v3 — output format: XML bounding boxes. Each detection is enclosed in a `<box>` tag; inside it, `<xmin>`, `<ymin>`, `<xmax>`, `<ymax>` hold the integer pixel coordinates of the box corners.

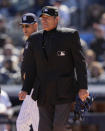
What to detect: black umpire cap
<box><xmin>40</xmin><ymin>6</ymin><xmax>58</xmax><ymax>17</ymax></box>
<box><xmin>20</xmin><ymin>13</ymin><xmax>37</xmax><ymax>24</ymax></box>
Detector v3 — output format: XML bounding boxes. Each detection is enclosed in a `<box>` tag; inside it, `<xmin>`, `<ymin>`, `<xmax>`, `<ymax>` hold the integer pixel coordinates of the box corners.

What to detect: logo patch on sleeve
<box><xmin>25</xmin><ymin>41</ymin><xmax>29</xmax><ymax>49</ymax></box>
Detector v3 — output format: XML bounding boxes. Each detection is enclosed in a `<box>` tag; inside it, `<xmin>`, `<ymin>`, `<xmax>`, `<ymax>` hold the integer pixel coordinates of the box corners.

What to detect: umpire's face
<box><xmin>22</xmin><ymin>22</ymin><xmax>38</xmax><ymax>38</ymax></box>
<box><xmin>40</xmin><ymin>14</ymin><xmax>59</xmax><ymax>31</ymax></box>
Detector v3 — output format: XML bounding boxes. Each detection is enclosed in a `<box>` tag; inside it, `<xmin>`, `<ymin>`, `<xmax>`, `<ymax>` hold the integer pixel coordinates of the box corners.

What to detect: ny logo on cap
<box><xmin>23</xmin><ymin>15</ymin><xmax>27</xmax><ymax>21</ymax></box>
<box><xmin>44</xmin><ymin>9</ymin><xmax>48</xmax><ymax>12</ymax></box>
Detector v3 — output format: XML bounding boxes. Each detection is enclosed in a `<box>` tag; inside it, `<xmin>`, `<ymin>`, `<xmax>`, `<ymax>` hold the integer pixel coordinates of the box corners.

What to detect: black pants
<box><xmin>38</xmin><ymin>103</ymin><xmax>72</xmax><ymax>131</ymax></box>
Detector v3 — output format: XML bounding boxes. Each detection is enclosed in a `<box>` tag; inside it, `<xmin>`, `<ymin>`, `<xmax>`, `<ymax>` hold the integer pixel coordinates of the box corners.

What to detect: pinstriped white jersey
<box><xmin>16</xmin><ymin>89</ymin><xmax>39</xmax><ymax>131</ymax></box>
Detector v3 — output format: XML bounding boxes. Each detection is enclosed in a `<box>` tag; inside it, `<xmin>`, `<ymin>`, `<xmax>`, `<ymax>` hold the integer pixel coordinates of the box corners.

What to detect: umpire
<box><xmin>19</xmin><ymin>6</ymin><xmax>89</xmax><ymax>131</ymax></box>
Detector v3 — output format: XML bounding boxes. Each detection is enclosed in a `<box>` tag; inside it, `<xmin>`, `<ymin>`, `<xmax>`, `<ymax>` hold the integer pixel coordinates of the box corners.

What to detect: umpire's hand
<box><xmin>18</xmin><ymin>91</ymin><xmax>27</xmax><ymax>100</ymax></box>
<box><xmin>78</xmin><ymin>89</ymin><xmax>89</xmax><ymax>101</ymax></box>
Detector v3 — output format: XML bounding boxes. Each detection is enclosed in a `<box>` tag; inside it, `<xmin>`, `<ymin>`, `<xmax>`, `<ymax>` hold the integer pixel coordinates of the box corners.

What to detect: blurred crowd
<box><xmin>0</xmin><ymin>0</ymin><xmax>105</xmax><ymax>85</ymax></box>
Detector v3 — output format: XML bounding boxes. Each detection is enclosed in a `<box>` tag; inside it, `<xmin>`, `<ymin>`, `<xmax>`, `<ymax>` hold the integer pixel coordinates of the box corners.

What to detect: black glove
<box><xmin>66</xmin><ymin>94</ymin><xmax>94</xmax><ymax>129</ymax></box>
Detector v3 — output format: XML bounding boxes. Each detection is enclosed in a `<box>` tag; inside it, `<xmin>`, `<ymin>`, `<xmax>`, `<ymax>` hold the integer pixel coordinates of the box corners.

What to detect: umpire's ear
<box><xmin>33</xmin><ymin>22</ymin><xmax>38</xmax><ymax>31</ymax></box>
<box><xmin>55</xmin><ymin>16</ymin><xmax>60</xmax><ymax>24</ymax></box>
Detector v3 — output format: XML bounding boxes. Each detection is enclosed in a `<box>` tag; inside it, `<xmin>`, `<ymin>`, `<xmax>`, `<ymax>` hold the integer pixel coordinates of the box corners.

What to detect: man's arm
<box><xmin>70</xmin><ymin>31</ymin><xmax>89</xmax><ymax>101</ymax></box>
<box><xmin>19</xmin><ymin>38</ymin><xmax>36</xmax><ymax>100</ymax></box>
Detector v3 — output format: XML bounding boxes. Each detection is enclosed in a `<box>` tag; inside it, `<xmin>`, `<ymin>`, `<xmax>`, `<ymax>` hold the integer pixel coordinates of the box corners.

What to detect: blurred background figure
<box><xmin>100</xmin><ymin>13</ymin><xmax>105</xmax><ymax>25</ymax></box>
<box><xmin>80</xmin><ymin>38</ymin><xmax>88</xmax><ymax>51</ymax></box>
<box><xmin>0</xmin><ymin>58</ymin><xmax>20</xmax><ymax>84</ymax></box>
<box><xmin>0</xmin><ymin>43</ymin><xmax>19</xmax><ymax>63</ymax></box>
<box><xmin>28</xmin><ymin>0</ymin><xmax>51</xmax><ymax>16</ymax></box>
<box><xmin>86</xmin><ymin>49</ymin><xmax>96</xmax><ymax>69</ymax></box>
<box><xmin>0</xmin><ymin>0</ymin><xmax>13</xmax><ymax>17</ymax></box>
<box><xmin>90</xmin><ymin>23</ymin><xmax>105</xmax><ymax>62</ymax></box>
<box><xmin>0</xmin><ymin>14</ymin><xmax>6</xmax><ymax>34</ymax></box>
<box><xmin>53</xmin><ymin>0</ymin><xmax>70</xmax><ymax>27</ymax></box>
<box><xmin>0</xmin><ymin>43</ymin><xmax>20</xmax><ymax>84</ymax></box>
<box><xmin>0</xmin><ymin>88</ymin><xmax>12</xmax><ymax>131</ymax></box>
<box><xmin>88</xmin><ymin>61</ymin><xmax>105</xmax><ymax>84</ymax></box>
<box><xmin>85</xmin><ymin>4</ymin><xmax>105</xmax><ymax>30</ymax></box>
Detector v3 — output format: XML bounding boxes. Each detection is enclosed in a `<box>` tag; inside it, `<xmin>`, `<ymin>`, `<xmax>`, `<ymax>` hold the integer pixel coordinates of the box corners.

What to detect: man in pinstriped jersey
<box><xmin>16</xmin><ymin>13</ymin><xmax>39</xmax><ymax>131</ymax></box>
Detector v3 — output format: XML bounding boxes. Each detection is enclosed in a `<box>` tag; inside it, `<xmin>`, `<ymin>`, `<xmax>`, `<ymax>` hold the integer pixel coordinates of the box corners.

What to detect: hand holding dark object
<box><xmin>78</xmin><ymin>89</ymin><xmax>89</xmax><ymax>101</ymax></box>
<box><xmin>66</xmin><ymin>95</ymin><xmax>94</xmax><ymax>129</ymax></box>
<box><xmin>73</xmin><ymin>95</ymin><xmax>94</xmax><ymax>121</ymax></box>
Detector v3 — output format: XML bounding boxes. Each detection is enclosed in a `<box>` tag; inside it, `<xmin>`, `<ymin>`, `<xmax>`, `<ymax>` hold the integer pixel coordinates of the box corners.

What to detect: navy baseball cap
<box><xmin>20</xmin><ymin>13</ymin><xmax>37</xmax><ymax>24</ymax></box>
<box><xmin>40</xmin><ymin>6</ymin><xmax>58</xmax><ymax>17</ymax></box>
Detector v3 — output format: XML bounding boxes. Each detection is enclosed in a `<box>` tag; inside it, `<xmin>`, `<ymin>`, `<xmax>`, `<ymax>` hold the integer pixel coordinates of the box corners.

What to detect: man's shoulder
<box><xmin>31</xmin><ymin>30</ymin><xmax>43</xmax><ymax>36</ymax></box>
<box><xmin>57</xmin><ymin>27</ymin><xmax>78</xmax><ymax>34</ymax></box>
<box><xmin>29</xmin><ymin>30</ymin><xmax>43</xmax><ymax>39</ymax></box>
